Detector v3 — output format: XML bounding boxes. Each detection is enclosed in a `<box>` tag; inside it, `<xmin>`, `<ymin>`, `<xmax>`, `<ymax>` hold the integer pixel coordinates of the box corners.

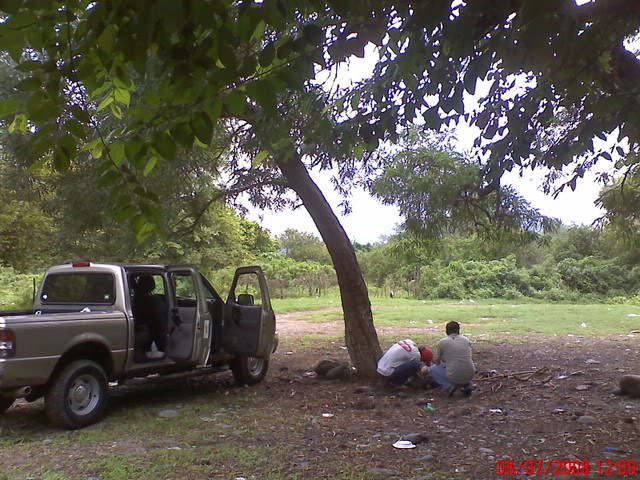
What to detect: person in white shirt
<box><xmin>377</xmin><ymin>339</ymin><xmax>433</xmax><ymax>388</ymax></box>
<box><xmin>431</xmin><ymin>321</ymin><xmax>475</xmax><ymax>396</ymax></box>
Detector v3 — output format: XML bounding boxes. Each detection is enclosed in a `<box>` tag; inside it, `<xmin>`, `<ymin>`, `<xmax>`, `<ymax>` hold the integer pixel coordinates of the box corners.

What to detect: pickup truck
<box><xmin>0</xmin><ymin>262</ymin><xmax>277</xmax><ymax>429</ymax></box>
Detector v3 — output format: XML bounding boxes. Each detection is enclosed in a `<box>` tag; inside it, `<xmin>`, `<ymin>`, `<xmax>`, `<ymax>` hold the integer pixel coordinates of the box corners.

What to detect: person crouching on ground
<box><xmin>377</xmin><ymin>339</ymin><xmax>433</xmax><ymax>389</ymax></box>
<box><xmin>431</xmin><ymin>321</ymin><xmax>475</xmax><ymax>396</ymax></box>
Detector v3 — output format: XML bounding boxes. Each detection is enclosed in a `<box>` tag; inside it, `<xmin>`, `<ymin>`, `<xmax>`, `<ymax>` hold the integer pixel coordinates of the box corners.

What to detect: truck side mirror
<box><xmin>237</xmin><ymin>294</ymin><xmax>254</xmax><ymax>306</ymax></box>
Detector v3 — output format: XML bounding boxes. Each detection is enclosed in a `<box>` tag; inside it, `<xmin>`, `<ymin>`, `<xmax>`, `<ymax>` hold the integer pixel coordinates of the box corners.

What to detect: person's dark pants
<box><xmin>387</xmin><ymin>359</ymin><xmax>422</xmax><ymax>386</ymax></box>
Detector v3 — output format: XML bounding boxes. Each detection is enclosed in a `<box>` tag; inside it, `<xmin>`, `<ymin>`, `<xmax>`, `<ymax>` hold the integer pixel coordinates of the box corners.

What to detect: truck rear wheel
<box><xmin>230</xmin><ymin>357</ymin><xmax>269</xmax><ymax>385</ymax></box>
<box><xmin>0</xmin><ymin>397</ymin><xmax>14</xmax><ymax>414</ymax></box>
<box><xmin>45</xmin><ymin>360</ymin><xmax>109</xmax><ymax>429</ymax></box>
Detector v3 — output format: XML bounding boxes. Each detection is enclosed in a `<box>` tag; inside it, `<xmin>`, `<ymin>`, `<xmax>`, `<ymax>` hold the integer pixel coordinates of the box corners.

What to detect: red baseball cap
<box><xmin>420</xmin><ymin>347</ymin><xmax>433</xmax><ymax>365</ymax></box>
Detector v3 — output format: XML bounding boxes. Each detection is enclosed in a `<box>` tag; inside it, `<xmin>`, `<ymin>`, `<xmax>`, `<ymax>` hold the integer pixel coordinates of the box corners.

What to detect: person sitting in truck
<box><xmin>131</xmin><ymin>274</ymin><xmax>167</xmax><ymax>361</ymax></box>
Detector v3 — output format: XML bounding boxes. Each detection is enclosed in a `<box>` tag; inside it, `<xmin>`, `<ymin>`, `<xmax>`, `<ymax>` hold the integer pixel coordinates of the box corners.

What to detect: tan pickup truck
<box><xmin>0</xmin><ymin>262</ymin><xmax>277</xmax><ymax>429</ymax></box>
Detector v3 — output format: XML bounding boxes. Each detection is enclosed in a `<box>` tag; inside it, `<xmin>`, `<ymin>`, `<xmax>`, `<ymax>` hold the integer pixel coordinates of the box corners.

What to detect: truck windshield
<box><xmin>41</xmin><ymin>273</ymin><xmax>115</xmax><ymax>305</ymax></box>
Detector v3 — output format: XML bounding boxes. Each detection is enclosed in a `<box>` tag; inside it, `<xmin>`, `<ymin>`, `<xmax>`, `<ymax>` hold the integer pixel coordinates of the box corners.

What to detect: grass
<box><xmin>271</xmin><ymin>295</ymin><xmax>448</xmax><ymax>313</ymax></box>
<box><xmin>285</xmin><ymin>299</ymin><xmax>640</xmax><ymax>337</ymax></box>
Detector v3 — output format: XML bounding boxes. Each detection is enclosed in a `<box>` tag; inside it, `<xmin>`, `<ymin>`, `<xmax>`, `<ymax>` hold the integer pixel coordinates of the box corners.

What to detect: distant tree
<box><xmin>371</xmin><ymin>133</ymin><xmax>559</xmax><ymax>243</ymax></box>
<box><xmin>278</xmin><ymin>228</ymin><xmax>331</xmax><ymax>264</ymax></box>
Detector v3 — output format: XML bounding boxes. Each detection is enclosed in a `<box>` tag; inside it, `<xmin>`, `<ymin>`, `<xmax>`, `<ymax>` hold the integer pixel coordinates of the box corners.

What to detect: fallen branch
<box><xmin>476</xmin><ymin>367</ymin><xmax>548</xmax><ymax>382</ymax></box>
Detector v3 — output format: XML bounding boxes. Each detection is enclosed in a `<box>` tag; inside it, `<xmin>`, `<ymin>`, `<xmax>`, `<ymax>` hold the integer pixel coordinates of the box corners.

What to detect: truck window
<box><xmin>173</xmin><ymin>274</ymin><xmax>197</xmax><ymax>299</ymax></box>
<box><xmin>234</xmin><ymin>273</ymin><xmax>262</xmax><ymax>306</ymax></box>
<box><xmin>41</xmin><ymin>273</ymin><xmax>115</xmax><ymax>305</ymax></box>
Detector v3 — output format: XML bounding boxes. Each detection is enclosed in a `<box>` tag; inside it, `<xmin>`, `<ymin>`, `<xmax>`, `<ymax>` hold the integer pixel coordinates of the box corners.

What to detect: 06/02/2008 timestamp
<box><xmin>495</xmin><ymin>459</ymin><xmax>637</xmax><ymax>476</ymax></box>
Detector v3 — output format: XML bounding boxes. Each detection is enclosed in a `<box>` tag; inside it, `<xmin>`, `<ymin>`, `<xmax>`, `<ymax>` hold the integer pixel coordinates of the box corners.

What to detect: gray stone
<box><xmin>354</xmin><ymin>397</ymin><xmax>376</xmax><ymax>410</ymax></box>
<box><xmin>575</xmin><ymin>384</ymin><xmax>591</xmax><ymax>391</ymax></box>
<box><xmin>367</xmin><ymin>467</ymin><xmax>396</xmax><ymax>477</ymax></box>
<box><xmin>402</xmin><ymin>432</ymin><xmax>429</xmax><ymax>444</ymax></box>
<box><xmin>479</xmin><ymin>447</ymin><xmax>495</xmax><ymax>454</ymax></box>
<box><xmin>577</xmin><ymin>415</ymin><xmax>598</xmax><ymax>424</ymax></box>
<box><xmin>158</xmin><ymin>409</ymin><xmax>178</xmax><ymax>418</ymax></box>
<box><xmin>314</xmin><ymin>360</ymin><xmax>341</xmax><ymax>376</ymax></box>
<box><xmin>42</xmin><ymin>439</ymin><xmax>53</xmax><ymax>446</ymax></box>
<box><xmin>354</xmin><ymin>385</ymin><xmax>374</xmax><ymax>395</ymax></box>
<box><xmin>417</xmin><ymin>453</ymin><xmax>435</xmax><ymax>462</ymax></box>
<box><xmin>325</xmin><ymin>364</ymin><xmax>349</xmax><ymax>380</ymax></box>
<box><xmin>214</xmin><ymin>422</ymin><xmax>233</xmax><ymax>429</ymax></box>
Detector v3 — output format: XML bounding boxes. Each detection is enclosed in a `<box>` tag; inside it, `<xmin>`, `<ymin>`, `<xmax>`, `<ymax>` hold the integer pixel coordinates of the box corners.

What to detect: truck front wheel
<box><xmin>230</xmin><ymin>357</ymin><xmax>269</xmax><ymax>385</ymax></box>
<box><xmin>45</xmin><ymin>360</ymin><xmax>109</xmax><ymax>429</ymax></box>
<box><xmin>0</xmin><ymin>397</ymin><xmax>14</xmax><ymax>414</ymax></box>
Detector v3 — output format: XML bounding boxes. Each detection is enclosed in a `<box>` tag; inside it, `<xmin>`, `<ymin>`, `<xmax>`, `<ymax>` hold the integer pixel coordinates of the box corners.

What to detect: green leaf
<box><xmin>0</xmin><ymin>0</ymin><xmax>25</xmax><ymax>15</ymax></box>
<box><xmin>204</xmin><ymin>101</ymin><xmax>223</xmax><ymax>126</ymax></box>
<box><xmin>0</xmin><ymin>99</ymin><xmax>21</xmax><ymax>118</ymax></box>
<box><xmin>15</xmin><ymin>77</ymin><xmax>41</xmax><ymax>92</ymax></box>
<box><xmin>237</xmin><ymin>56</ymin><xmax>258</xmax><ymax>78</ymax></box>
<box><xmin>125</xmin><ymin>136</ymin><xmax>145</xmax><ymax>165</ymax></box>
<box><xmin>98</xmin><ymin>24</ymin><xmax>117</xmax><ymax>54</ymax></box>
<box><xmin>252</xmin><ymin>150</ymin><xmax>269</xmax><ymax>167</ymax></box>
<box><xmin>225</xmin><ymin>90</ymin><xmax>246</xmax><ymax>116</ymax></box>
<box><xmin>190</xmin><ymin>111</ymin><xmax>213</xmax><ymax>145</ymax></box>
<box><xmin>108</xmin><ymin>140</ymin><xmax>125</xmax><ymax>165</ymax></box>
<box><xmin>110</xmin><ymin>102</ymin><xmax>123</xmax><ymax>119</ymax></box>
<box><xmin>64</xmin><ymin>119</ymin><xmax>86</xmax><ymax>139</ymax></box>
<box><xmin>16</xmin><ymin>59</ymin><xmax>42</xmax><ymax>72</ymax></box>
<box><xmin>8</xmin><ymin>113</ymin><xmax>27</xmax><ymax>133</ymax></box>
<box><xmin>170</xmin><ymin>122</ymin><xmax>194</xmax><ymax>148</ymax></box>
<box><xmin>97</xmin><ymin>169</ymin><xmax>121</xmax><ymax>187</ymax></box>
<box><xmin>52</xmin><ymin>149</ymin><xmax>70</xmax><ymax>172</ymax></box>
<box><xmin>97</xmin><ymin>95</ymin><xmax>114</xmax><ymax>112</ymax></box>
<box><xmin>350</xmin><ymin>91</ymin><xmax>361</xmax><ymax>110</ymax></box>
<box><xmin>219</xmin><ymin>45</ymin><xmax>237</xmax><ymax>71</ymax></box>
<box><xmin>143</xmin><ymin>155</ymin><xmax>157</xmax><ymax>177</ymax></box>
<box><xmin>152</xmin><ymin>131</ymin><xmax>177</xmax><ymax>162</ymax></box>
<box><xmin>115</xmin><ymin>204</ymin><xmax>137</xmax><ymax>223</ymax></box>
<box><xmin>114</xmin><ymin>88</ymin><xmax>130</xmax><ymax>106</ymax></box>
<box><xmin>245</xmin><ymin>81</ymin><xmax>276</xmax><ymax>114</ymax></box>
<box><xmin>58</xmin><ymin>134</ymin><xmax>77</xmax><ymax>160</ymax></box>
<box><xmin>258</xmin><ymin>42</ymin><xmax>276</xmax><ymax>67</ymax></box>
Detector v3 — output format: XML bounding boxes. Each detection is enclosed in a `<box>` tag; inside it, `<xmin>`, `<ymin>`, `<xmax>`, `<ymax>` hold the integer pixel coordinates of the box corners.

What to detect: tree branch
<box><xmin>171</xmin><ymin>178</ymin><xmax>290</xmax><ymax>237</ymax></box>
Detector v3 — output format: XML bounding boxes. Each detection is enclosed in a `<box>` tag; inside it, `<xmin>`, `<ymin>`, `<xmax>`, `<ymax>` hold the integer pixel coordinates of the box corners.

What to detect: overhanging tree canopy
<box><xmin>0</xmin><ymin>0</ymin><xmax>638</xmax><ymax>376</ymax></box>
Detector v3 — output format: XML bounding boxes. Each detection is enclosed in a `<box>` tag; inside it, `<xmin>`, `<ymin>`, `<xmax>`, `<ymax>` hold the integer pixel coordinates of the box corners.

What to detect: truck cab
<box><xmin>0</xmin><ymin>262</ymin><xmax>277</xmax><ymax>429</ymax></box>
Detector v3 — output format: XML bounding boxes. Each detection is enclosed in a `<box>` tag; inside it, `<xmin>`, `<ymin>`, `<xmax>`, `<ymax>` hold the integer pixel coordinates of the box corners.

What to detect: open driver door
<box><xmin>222</xmin><ymin>266</ymin><xmax>275</xmax><ymax>358</ymax></box>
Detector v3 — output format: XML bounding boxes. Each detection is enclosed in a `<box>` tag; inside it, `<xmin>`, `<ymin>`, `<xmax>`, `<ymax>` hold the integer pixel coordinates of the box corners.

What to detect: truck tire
<box><xmin>45</xmin><ymin>359</ymin><xmax>109</xmax><ymax>429</ymax></box>
<box><xmin>0</xmin><ymin>397</ymin><xmax>14</xmax><ymax>414</ymax></box>
<box><xmin>230</xmin><ymin>357</ymin><xmax>269</xmax><ymax>385</ymax></box>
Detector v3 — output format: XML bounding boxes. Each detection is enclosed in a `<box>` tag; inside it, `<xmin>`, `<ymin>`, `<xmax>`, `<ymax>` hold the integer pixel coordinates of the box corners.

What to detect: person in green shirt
<box><xmin>430</xmin><ymin>321</ymin><xmax>475</xmax><ymax>396</ymax></box>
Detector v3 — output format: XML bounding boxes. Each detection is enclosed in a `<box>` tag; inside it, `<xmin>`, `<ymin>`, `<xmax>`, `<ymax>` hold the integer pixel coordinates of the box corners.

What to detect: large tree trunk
<box><xmin>276</xmin><ymin>153</ymin><xmax>383</xmax><ymax>377</ymax></box>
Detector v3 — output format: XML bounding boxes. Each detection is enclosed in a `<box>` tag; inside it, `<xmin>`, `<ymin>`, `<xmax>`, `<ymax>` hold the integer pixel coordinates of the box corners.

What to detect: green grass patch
<box><xmin>289</xmin><ymin>300</ymin><xmax>640</xmax><ymax>337</ymax></box>
<box><xmin>271</xmin><ymin>295</ymin><xmax>450</xmax><ymax>313</ymax></box>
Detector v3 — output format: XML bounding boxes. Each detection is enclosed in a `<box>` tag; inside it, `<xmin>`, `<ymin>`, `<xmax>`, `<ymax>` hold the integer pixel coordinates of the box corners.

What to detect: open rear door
<box><xmin>166</xmin><ymin>266</ymin><xmax>212</xmax><ymax>364</ymax></box>
<box><xmin>222</xmin><ymin>266</ymin><xmax>275</xmax><ymax>358</ymax></box>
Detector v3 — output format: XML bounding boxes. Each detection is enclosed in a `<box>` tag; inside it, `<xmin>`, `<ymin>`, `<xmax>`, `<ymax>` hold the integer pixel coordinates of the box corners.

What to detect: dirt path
<box><xmin>276</xmin><ymin>307</ymin><xmax>444</xmax><ymax>337</ymax></box>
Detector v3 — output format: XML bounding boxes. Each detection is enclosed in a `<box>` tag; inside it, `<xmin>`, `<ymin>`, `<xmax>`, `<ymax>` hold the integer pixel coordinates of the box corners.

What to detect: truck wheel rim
<box><xmin>247</xmin><ymin>357</ymin><xmax>264</xmax><ymax>376</ymax></box>
<box><xmin>68</xmin><ymin>374</ymin><xmax>100</xmax><ymax>415</ymax></box>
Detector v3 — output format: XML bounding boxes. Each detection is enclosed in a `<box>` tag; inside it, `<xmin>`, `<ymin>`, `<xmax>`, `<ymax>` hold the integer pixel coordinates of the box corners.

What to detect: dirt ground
<box><xmin>2</xmin><ymin>311</ymin><xmax>640</xmax><ymax>479</ymax></box>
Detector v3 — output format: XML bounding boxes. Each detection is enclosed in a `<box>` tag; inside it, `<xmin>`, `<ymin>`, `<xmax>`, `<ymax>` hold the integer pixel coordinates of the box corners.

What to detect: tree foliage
<box><xmin>370</xmin><ymin>131</ymin><xmax>559</xmax><ymax>243</ymax></box>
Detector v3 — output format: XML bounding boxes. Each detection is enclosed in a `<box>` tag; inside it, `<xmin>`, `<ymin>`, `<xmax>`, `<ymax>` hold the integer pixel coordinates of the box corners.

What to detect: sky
<box><xmin>245</xmin><ymin>19</ymin><xmax>611</xmax><ymax>244</ymax></box>
<box><xmin>244</xmin><ymin>165</ymin><xmax>606</xmax><ymax>245</ymax></box>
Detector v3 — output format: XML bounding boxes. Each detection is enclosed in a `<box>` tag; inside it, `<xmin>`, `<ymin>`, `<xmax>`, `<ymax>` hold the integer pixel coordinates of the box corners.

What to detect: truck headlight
<box><xmin>0</xmin><ymin>329</ymin><xmax>16</xmax><ymax>358</ymax></box>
